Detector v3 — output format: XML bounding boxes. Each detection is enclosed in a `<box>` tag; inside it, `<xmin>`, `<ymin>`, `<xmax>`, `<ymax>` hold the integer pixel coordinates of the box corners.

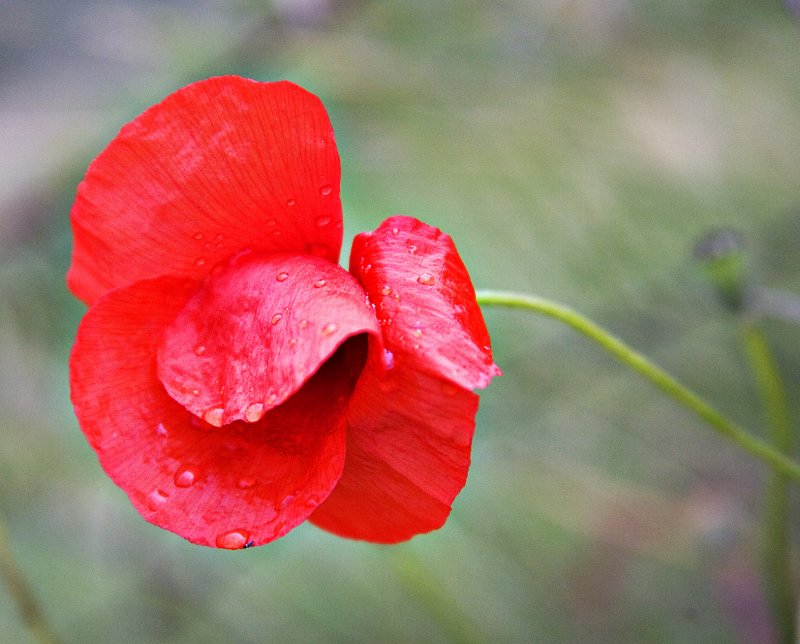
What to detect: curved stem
<box><xmin>0</xmin><ymin>507</ymin><xmax>60</xmax><ymax>644</ymax></box>
<box><xmin>475</xmin><ymin>289</ymin><xmax>800</xmax><ymax>483</ymax></box>
<box><xmin>741</xmin><ymin>322</ymin><xmax>795</xmax><ymax>643</ymax></box>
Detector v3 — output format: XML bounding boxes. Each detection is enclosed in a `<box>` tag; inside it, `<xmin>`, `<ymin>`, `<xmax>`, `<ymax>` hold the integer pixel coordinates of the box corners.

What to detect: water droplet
<box><xmin>266</xmin><ymin>393</ymin><xmax>278</xmax><ymax>406</ymax></box>
<box><xmin>307</xmin><ymin>495</ymin><xmax>320</xmax><ymax>507</ymax></box>
<box><xmin>245</xmin><ymin>403</ymin><xmax>264</xmax><ymax>423</ymax></box>
<box><xmin>408</xmin><ymin>245</ymin><xmax>417</xmax><ymax>255</ymax></box>
<box><xmin>316</xmin><ymin>216</ymin><xmax>331</xmax><ymax>227</ymax></box>
<box><xmin>271</xmin><ymin>313</ymin><xmax>283</xmax><ymax>325</ymax></box>
<box><xmin>204</xmin><ymin>407</ymin><xmax>224</xmax><ymax>427</ymax></box>
<box><xmin>147</xmin><ymin>489</ymin><xmax>169</xmax><ymax>509</ymax></box>
<box><xmin>321</xmin><ymin>322</ymin><xmax>339</xmax><ymax>337</ymax></box>
<box><xmin>195</xmin><ymin>257</ymin><xmax>206</xmax><ymax>267</ymax></box>
<box><xmin>391</xmin><ymin>227</ymin><xmax>399</xmax><ymax>235</ymax></box>
<box><xmin>362</xmin><ymin>263</ymin><xmax>372</xmax><ymax>273</ymax></box>
<box><xmin>193</xmin><ymin>232</ymin><xmax>204</xmax><ymax>240</ymax></box>
<box><xmin>237</xmin><ymin>477</ymin><xmax>256</xmax><ymax>489</ymax></box>
<box><xmin>215</xmin><ymin>529</ymin><xmax>251</xmax><ymax>550</ymax></box>
<box><xmin>417</xmin><ymin>273</ymin><xmax>435</xmax><ymax>286</ymax></box>
<box><xmin>174</xmin><ymin>467</ymin><xmax>196</xmax><ymax>488</ymax></box>
<box><xmin>320</xmin><ymin>185</ymin><xmax>333</xmax><ymax>196</ymax></box>
<box><xmin>412</xmin><ymin>328</ymin><xmax>423</xmax><ymax>338</ymax></box>
<box><xmin>288</xmin><ymin>338</ymin><xmax>297</xmax><ymax>348</ymax></box>
<box><xmin>286</xmin><ymin>199</ymin><xmax>296</xmax><ymax>207</ymax></box>
<box><xmin>381</xmin><ymin>285</ymin><xmax>392</xmax><ymax>296</ymax></box>
<box><xmin>276</xmin><ymin>271</ymin><xmax>290</xmax><ymax>282</ymax></box>
<box><xmin>191</xmin><ymin>388</ymin><xmax>200</xmax><ymax>397</ymax></box>
<box><xmin>382</xmin><ymin>349</ymin><xmax>395</xmax><ymax>370</ymax></box>
<box><xmin>194</xmin><ymin>345</ymin><xmax>206</xmax><ymax>356</ymax></box>
<box><xmin>298</xmin><ymin>319</ymin><xmax>309</xmax><ymax>330</ymax></box>
<box><xmin>155</xmin><ymin>423</ymin><xmax>168</xmax><ymax>437</ymax></box>
<box><xmin>314</xmin><ymin>279</ymin><xmax>327</xmax><ymax>288</ymax></box>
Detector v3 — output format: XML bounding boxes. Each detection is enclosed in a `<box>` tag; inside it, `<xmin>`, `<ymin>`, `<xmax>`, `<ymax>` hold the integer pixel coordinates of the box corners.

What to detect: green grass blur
<box><xmin>2</xmin><ymin>1</ymin><xmax>800</xmax><ymax>641</ymax></box>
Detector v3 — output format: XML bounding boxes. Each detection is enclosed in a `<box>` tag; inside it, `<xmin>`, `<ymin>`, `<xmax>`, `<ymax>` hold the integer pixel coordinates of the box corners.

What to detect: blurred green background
<box><xmin>2</xmin><ymin>1</ymin><xmax>800</xmax><ymax>641</ymax></box>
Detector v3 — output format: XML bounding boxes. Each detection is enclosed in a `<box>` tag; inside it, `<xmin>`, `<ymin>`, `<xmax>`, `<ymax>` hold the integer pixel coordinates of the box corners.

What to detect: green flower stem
<box><xmin>474</xmin><ymin>290</ymin><xmax>800</xmax><ymax>483</ymax></box>
<box><xmin>0</xmin><ymin>508</ymin><xmax>60</xmax><ymax>644</ymax></box>
<box><xmin>741</xmin><ymin>322</ymin><xmax>795</xmax><ymax>643</ymax></box>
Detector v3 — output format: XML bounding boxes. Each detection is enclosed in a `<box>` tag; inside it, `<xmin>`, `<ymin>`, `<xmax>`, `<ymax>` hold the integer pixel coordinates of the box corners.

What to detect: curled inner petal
<box><xmin>157</xmin><ymin>252</ymin><xmax>380</xmax><ymax>426</ymax></box>
<box><xmin>70</xmin><ymin>275</ymin><xmax>371</xmax><ymax>547</ymax></box>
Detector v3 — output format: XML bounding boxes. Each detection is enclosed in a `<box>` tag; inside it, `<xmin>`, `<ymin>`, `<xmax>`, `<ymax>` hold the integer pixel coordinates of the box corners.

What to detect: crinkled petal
<box><xmin>157</xmin><ymin>252</ymin><xmax>379</xmax><ymax>426</ymax></box>
<box><xmin>350</xmin><ymin>216</ymin><xmax>500</xmax><ymax>390</ymax></box>
<box><xmin>310</xmin><ymin>344</ymin><xmax>478</xmax><ymax>542</ymax></box>
<box><xmin>68</xmin><ymin>76</ymin><xmax>342</xmax><ymax>305</ymax></box>
<box><xmin>70</xmin><ymin>277</ymin><xmax>366</xmax><ymax>548</ymax></box>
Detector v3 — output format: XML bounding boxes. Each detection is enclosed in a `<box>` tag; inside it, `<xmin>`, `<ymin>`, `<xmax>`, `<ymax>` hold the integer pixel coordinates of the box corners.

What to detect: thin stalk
<box><xmin>742</xmin><ymin>322</ymin><xmax>795</xmax><ymax>643</ymax></box>
<box><xmin>475</xmin><ymin>290</ymin><xmax>800</xmax><ymax>483</ymax></box>
<box><xmin>0</xmin><ymin>508</ymin><xmax>60</xmax><ymax>644</ymax></box>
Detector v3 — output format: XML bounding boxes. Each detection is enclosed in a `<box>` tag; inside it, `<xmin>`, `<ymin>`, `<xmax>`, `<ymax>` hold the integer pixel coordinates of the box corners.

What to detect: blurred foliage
<box><xmin>2</xmin><ymin>0</ymin><xmax>800</xmax><ymax>642</ymax></box>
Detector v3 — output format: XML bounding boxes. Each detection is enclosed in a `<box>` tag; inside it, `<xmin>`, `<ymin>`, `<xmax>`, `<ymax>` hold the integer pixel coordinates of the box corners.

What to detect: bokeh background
<box><xmin>2</xmin><ymin>1</ymin><xmax>800</xmax><ymax>641</ymax></box>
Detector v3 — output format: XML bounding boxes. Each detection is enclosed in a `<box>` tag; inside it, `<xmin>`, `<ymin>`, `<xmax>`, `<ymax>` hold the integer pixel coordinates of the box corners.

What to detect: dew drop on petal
<box><xmin>155</xmin><ymin>423</ymin><xmax>168</xmax><ymax>438</ymax></box>
<box><xmin>271</xmin><ymin>313</ymin><xmax>283</xmax><ymax>325</ymax></box>
<box><xmin>245</xmin><ymin>403</ymin><xmax>264</xmax><ymax>423</ymax></box>
<box><xmin>382</xmin><ymin>349</ymin><xmax>395</xmax><ymax>370</ymax></box>
<box><xmin>266</xmin><ymin>393</ymin><xmax>278</xmax><ymax>407</ymax></box>
<box><xmin>194</xmin><ymin>345</ymin><xmax>206</xmax><ymax>356</ymax></box>
<box><xmin>381</xmin><ymin>285</ymin><xmax>392</xmax><ymax>296</ymax></box>
<box><xmin>319</xmin><ymin>184</ymin><xmax>333</xmax><ymax>196</ymax></box>
<box><xmin>298</xmin><ymin>319</ymin><xmax>309</xmax><ymax>330</ymax></box>
<box><xmin>288</xmin><ymin>338</ymin><xmax>297</xmax><ymax>348</ymax></box>
<box><xmin>276</xmin><ymin>271</ymin><xmax>289</xmax><ymax>282</ymax></box>
<box><xmin>193</xmin><ymin>232</ymin><xmax>204</xmax><ymax>240</ymax></box>
<box><xmin>391</xmin><ymin>227</ymin><xmax>399</xmax><ymax>235</ymax></box>
<box><xmin>417</xmin><ymin>273</ymin><xmax>435</xmax><ymax>286</ymax></box>
<box><xmin>147</xmin><ymin>489</ymin><xmax>170</xmax><ymax>509</ymax></box>
<box><xmin>237</xmin><ymin>477</ymin><xmax>256</xmax><ymax>489</ymax></box>
<box><xmin>195</xmin><ymin>258</ymin><xmax>206</xmax><ymax>267</ymax></box>
<box><xmin>204</xmin><ymin>407</ymin><xmax>224</xmax><ymax>427</ymax></box>
<box><xmin>314</xmin><ymin>279</ymin><xmax>326</xmax><ymax>288</ymax></box>
<box><xmin>412</xmin><ymin>328</ymin><xmax>423</xmax><ymax>338</ymax></box>
<box><xmin>174</xmin><ymin>467</ymin><xmax>196</xmax><ymax>488</ymax></box>
<box><xmin>191</xmin><ymin>388</ymin><xmax>200</xmax><ymax>397</ymax></box>
<box><xmin>409</xmin><ymin>245</ymin><xmax>417</xmax><ymax>255</ymax></box>
<box><xmin>215</xmin><ymin>529</ymin><xmax>251</xmax><ymax>550</ymax></box>
<box><xmin>315</xmin><ymin>216</ymin><xmax>331</xmax><ymax>227</ymax></box>
<box><xmin>321</xmin><ymin>322</ymin><xmax>339</xmax><ymax>337</ymax></box>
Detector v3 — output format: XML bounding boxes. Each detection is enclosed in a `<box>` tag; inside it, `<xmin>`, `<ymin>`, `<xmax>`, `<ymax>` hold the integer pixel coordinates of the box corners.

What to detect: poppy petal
<box><xmin>310</xmin><ymin>344</ymin><xmax>478</xmax><ymax>542</ymax></box>
<box><xmin>70</xmin><ymin>277</ymin><xmax>365</xmax><ymax>548</ymax></box>
<box><xmin>157</xmin><ymin>252</ymin><xmax>379</xmax><ymax>426</ymax></box>
<box><xmin>67</xmin><ymin>76</ymin><xmax>342</xmax><ymax>305</ymax></box>
<box><xmin>350</xmin><ymin>216</ymin><xmax>500</xmax><ymax>390</ymax></box>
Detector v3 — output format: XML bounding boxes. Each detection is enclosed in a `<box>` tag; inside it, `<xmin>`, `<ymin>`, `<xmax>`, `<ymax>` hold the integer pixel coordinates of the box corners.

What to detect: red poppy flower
<box><xmin>68</xmin><ymin>76</ymin><xmax>499</xmax><ymax>548</ymax></box>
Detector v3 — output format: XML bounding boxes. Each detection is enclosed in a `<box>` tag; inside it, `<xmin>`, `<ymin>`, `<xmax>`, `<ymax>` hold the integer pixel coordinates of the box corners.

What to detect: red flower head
<box><xmin>68</xmin><ymin>76</ymin><xmax>500</xmax><ymax>548</ymax></box>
